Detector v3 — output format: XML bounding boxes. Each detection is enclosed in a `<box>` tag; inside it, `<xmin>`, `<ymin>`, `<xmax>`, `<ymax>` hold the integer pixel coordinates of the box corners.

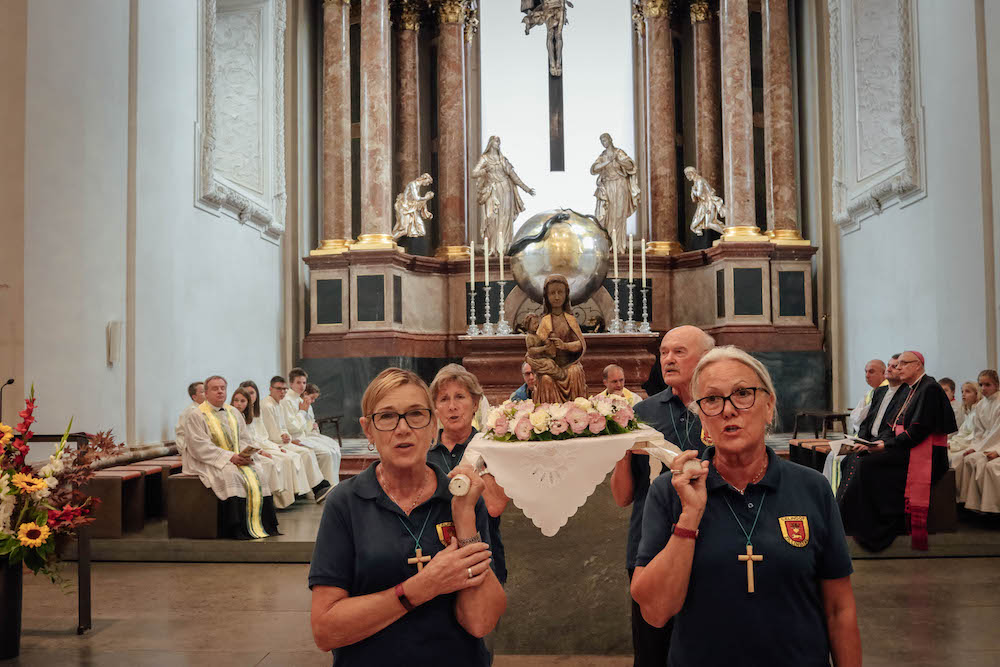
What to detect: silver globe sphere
<box><xmin>508</xmin><ymin>209</ymin><xmax>612</xmax><ymax>305</ymax></box>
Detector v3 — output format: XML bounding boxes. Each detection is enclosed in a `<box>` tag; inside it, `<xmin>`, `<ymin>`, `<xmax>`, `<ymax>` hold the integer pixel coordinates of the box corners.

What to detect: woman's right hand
<box><xmin>670</xmin><ymin>450</ymin><xmax>709</xmax><ymax>521</ymax></box>
<box><xmin>414</xmin><ymin>539</ymin><xmax>493</xmax><ymax>599</ymax></box>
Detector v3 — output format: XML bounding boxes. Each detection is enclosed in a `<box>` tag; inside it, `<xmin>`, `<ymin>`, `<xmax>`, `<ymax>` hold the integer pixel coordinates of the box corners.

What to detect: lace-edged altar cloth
<box><xmin>460</xmin><ymin>425</ymin><xmax>681</xmax><ymax>536</ymax></box>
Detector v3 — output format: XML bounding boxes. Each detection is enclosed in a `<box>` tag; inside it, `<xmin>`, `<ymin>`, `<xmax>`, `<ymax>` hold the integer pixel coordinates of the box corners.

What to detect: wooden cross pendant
<box><xmin>737</xmin><ymin>544</ymin><xmax>764</xmax><ymax>593</ymax></box>
<box><xmin>408</xmin><ymin>547</ymin><xmax>432</xmax><ymax>572</ymax></box>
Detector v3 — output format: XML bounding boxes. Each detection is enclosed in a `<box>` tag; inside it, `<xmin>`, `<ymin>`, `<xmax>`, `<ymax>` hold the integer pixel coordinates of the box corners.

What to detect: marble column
<box><xmin>644</xmin><ymin>0</ymin><xmax>683</xmax><ymax>256</ymax></box>
<box><xmin>354</xmin><ymin>0</ymin><xmax>395</xmax><ymax>249</ymax></box>
<box><xmin>314</xmin><ymin>0</ymin><xmax>352</xmax><ymax>255</ymax></box>
<box><xmin>691</xmin><ymin>1</ymin><xmax>722</xmax><ymax>209</ymax></box>
<box><xmin>395</xmin><ymin>1</ymin><xmax>421</xmax><ymax>188</ymax></box>
<box><xmin>719</xmin><ymin>0</ymin><xmax>767</xmax><ymax>241</ymax></box>
<box><xmin>435</xmin><ymin>0</ymin><xmax>469</xmax><ymax>259</ymax></box>
<box><xmin>763</xmin><ymin>0</ymin><xmax>808</xmax><ymax>244</ymax></box>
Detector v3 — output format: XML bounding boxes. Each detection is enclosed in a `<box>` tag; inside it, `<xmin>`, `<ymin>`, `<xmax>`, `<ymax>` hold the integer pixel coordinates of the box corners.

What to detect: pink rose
<box><xmin>612</xmin><ymin>409</ymin><xmax>632</xmax><ymax>428</ymax></box>
<box><xmin>617</xmin><ymin>405</ymin><xmax>635</xmax><ymax>422</ymax></box>
<box><xmin>566</xmin><ymin>406</ymin><xmax>589</xmax><ymax>434</ymax></box>
<box><xmin>494</xmin><ymin>414</ymin><xmax>509</xmax><ymax>436</ymax></box>
<box><xmin>588</xmin><ymin>411</ymin><xmax>606</xmax><ymax>434</ymax></box>
<box><xmin>550</xmin><ymin>418</ymin><xmax>568</xmax><ymax>435</ymax></box>
<box><xmin>514</xmin><ymin>416</ymin><xmax>533</xmax><ymax>441</ymax></box>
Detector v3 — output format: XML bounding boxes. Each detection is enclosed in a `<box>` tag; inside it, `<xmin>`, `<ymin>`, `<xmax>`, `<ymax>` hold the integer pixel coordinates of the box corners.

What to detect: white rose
<box><xmin>596</xmin><ymin>400</ymin><xmax>614</xmax><ymax>417</ymax></box>
<box><xmin>574</xmin><ymin>397</ymin><xmax>593</xmax><ymax>411</ymax></box>
<box><xmin>486</xmin><ymin>408</ymin><xmax>501</xmax><ymax>430</ymax></box>
<box><xmin>529</xmin><ymin>409</ymin><xmax>550</xmax><ymax>433</ymax></box>
<box><xmin>548</xmin><ymin>403</ymin><xmax>569</xmax><ymax>420</ymax></box>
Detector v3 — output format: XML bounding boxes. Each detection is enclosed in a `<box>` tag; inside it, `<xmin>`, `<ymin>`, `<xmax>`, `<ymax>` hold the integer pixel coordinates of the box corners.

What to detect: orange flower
<box><xmin>0</xmin><ymin>423</ymin><xmax>12</xmax><ymax>447</ymax></box>
<box><xmin>11</xmin><ymin>472</ymin><xmax>47</xmax><ymax>493</ymax></box>
<box><xmin>17</xmin><ymin>521</ymin><xmax>51</xmax><ymax>548</ymax></box>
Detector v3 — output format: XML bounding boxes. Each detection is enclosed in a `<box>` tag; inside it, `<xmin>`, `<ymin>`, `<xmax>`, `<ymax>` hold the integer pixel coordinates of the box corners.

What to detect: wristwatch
<box><xmin>672</xmin><ymin>525</ymin><xmax>699</xmax><ymax>540</ymax></box>
<box><xmin>394</xmin><ymin>583</ymin><xmax>415</xmax><ymax>612</ymax></box>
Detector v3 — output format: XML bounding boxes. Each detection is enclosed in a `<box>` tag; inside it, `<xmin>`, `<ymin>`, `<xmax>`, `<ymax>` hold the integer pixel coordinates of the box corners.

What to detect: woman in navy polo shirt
<box><xmin>309</xmin><ymin>368</ymin><xmax>506</xmax><ymax>665</ymax></box>
<box><xmin>631</xmin><ymin>346</ymin><xmax>862</xmax><ymax>666</ymax></box>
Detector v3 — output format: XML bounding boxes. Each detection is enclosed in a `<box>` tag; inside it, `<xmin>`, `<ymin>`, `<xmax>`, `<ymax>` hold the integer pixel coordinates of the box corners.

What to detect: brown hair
<box><xmin>541</xmin><ymin>274</ymin><xmax>572</xmax><ymax>315</ymax></box>
<box><xmin>979</xmin><ymin>369</ymin><xmax>1000</xmax><ymax>385</ymax></box>
<box><xmin>304</xmin><ymin>382</ymin><xmax>320</xmax><ymax>397</ymax></box>
<box><xmin>288</xmin><ymin>367</ymin><xmax>308</xmax><ymax>383</ymax></box>
<box><xmin>361</xmin><ymin>368</ymin><xmax>434</xmax><ymax>417</ymax></box>
<box><xmin>429</xmin><ymin>364</ymin><xmax>484</xmax><ymax>404</ymax></box>
<box><xmin>230</xmin><ymin>387</ymin><xmax>255</xmax><ymax>424</ymax></box>
<box><xmin>238</xmin><ymin>380</ymin><xmax>262</xmax><ymax>417</ymax></box>
<box><xmin>187</xmin><ymin>381</ymin><xmax>203</xmax><ymax>398</ymax></box>
<box><xmin>939</xmin><ymin>377</ymin><xmax>956</xmax><ymax>393</ymax></box>
<box><xmin>204</xmin><ymin>375</ymin><xmax>226</xmax><ymax>390</ymax></box>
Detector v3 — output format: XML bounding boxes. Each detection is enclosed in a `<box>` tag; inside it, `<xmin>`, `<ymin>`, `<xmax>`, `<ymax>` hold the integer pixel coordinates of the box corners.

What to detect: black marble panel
<box><xmin>778</xmin><ymin>271</ymin><xmax>807</xmax><ymax>318</ymax></box>
<box><xmin>601</xmin><ymin>278</ymin><xmax>652</xmax><ymax>324</ymax></box>
<box><xmin>356</xmin><ymin>275</ymin><xmax>385</xmax><ymax>322</ymax></box>
<box><xmin>733</xmin><ymin>267</ymin><xmax>763</xmax><ymax>316</ymax></box>
<box><xmin>750</xmin><ymin>351</ymin><xmax>829</xmax><ymax>432</ymax></box>
<box><xmin>297</xmin><ymin>357</ymin><xmax>461</xmax><ymax>437</ymax></box>
<box><xmin>393</xmin><ymin>275</ymin><xmax>403</xmax><ymax>324</ymax></box>
<box><xmin>316</xmin><ymin>279</ymin><xmax>343</xmax><ymax>325</ymax></box>
<box><xmin>468</xmin><ymin>281</ymin><xmax>516</xmax><ymax>325</ymax></box>
<box><xmin>716</xmin><ymin>269</ymin><xmax>725</xmax><ymax>318</ymax></box>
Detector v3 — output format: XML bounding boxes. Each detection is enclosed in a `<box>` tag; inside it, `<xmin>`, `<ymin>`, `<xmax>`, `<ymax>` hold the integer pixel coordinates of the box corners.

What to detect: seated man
<box><xmin>849</xmin><ymin>358</ymin><xmax>887</xmax><ymax>434</ymax></box>
<box><xmin>179</xmin><ymin>375</ymin><xmax>280</xmax><ymax>539</ymax></box>
<box><xmin>956</xmin><ymin>370</ymin><xmax>1000</xmax><ymax>507</ymax></box>
<box><xmin>509</xmin><ymin>361</ymin><xmax>536</xmax><ymax>402</ymax></box>
<box><xmin>261</xmin><ymin>375</ymin><xmax>334</xmax><ymax>501</ymax></box>
<box><xmin>595</xmin><ymin>363</ymin><xmax>640</xmax><ymax>406</ymax></box>
<box><xmin>838</xmin><ymin>351</ymin><xmax>956</xmax><ymax>551</ymax></box>
<box><xmin>282</xmin><ymin>368</ymin><xmax>342</xmax><ymax>486</ymax></box>
<box><xmin>174</xmin><ymin>381</ymin><xmax>205</xmax><ymax>454</ymax></box>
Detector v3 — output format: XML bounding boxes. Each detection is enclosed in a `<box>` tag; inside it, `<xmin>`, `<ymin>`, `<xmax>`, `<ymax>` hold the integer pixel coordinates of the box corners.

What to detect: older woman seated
<box><xmin>309</xmin><ymin>368</ymin><xmax>506</xmax><ymax>665</ymax></box>
<box><xmin>630</xmin><ymin>346</ymin><xmax>861</xmax><ymax>666</ymax></box>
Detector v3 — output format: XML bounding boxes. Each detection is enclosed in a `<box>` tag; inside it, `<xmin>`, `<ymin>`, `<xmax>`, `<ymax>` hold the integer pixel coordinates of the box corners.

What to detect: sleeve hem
<box><xmin>308</xmin><ymin>577</ymin><xmax>351</xmax><ymax>591</ymax></box>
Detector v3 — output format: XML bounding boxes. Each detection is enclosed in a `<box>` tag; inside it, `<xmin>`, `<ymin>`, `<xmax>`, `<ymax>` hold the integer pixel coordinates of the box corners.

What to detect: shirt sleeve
<box><xmin>635</xmin><ymin>475</ymin><xmax>680</xmax><ymax>568</ymax></box>
<box><xmin>308</xmin><ymin>493</ymin><xmax>355</xmax><ymax>591</ymax></box>
<box><xmin>181</xmin><ymin>409</ymin><xmax>233</xmax><ymax>470</ymax></box>
<box><xmin>816</xmin><ymin>481</ymin><xmax>854</xmax><ymax>580</ymax></box>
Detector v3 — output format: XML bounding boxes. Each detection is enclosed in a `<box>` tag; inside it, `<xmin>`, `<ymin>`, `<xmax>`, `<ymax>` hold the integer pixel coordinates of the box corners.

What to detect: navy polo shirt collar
<box><xmin>704</xmin><ymin>445</ymin><xmax>782</xmax><ymax>493</ymax></box>
<box><xmin>352</xmin><ymin>462</ymin><xmax>453</xmax><ymax>505</ymax></box>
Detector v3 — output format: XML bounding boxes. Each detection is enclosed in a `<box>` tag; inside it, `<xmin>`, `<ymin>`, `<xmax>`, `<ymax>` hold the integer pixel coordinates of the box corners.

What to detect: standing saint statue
<box><xmin>521</xmin><ymin>0</ymin><xmax>573</xmax><ymax>76</ymax></box>
<box><xmin>591</xmin><ymin>133</ymin><xmax>640</xmax><ymax>254</ymax></box>
<box><xmin>392</xmin><ymin>173</ymin><xmax>434</xmax><ymax>240</ymax></box>
<box><xmin>525</xmin><ymin>274</ymin><xmax>588</xmax><ymax>403</ymax></box>
<box><xmin>472</xmin><ymin>135</ymin><xmax>536</xmax><ymax>256</ymax></box>
<box><xmin>684</xmin><ymin>166</ymin><xmax>727</xmax><ymax>236</ymax></box>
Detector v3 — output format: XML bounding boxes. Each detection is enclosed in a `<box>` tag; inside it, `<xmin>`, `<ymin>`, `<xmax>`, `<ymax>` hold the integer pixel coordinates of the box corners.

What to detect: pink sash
<box><xmin>896</xmin><ymin>423</ymin><xmax>947</xmax><ymax>550</ymax></box>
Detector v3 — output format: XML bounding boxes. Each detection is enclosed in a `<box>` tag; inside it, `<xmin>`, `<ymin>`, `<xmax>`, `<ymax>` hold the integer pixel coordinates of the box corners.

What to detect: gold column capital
<box><xmin>690</xmin><ymin>0</ymin><xmax>710</xmax><ymax>23</ymax></box>
<box><xmin>644</xmin><ymin>0</ymin><xmax>671</xmax><ymax>19</ymax></box>
<box><xmin>436</xmin><ymin>0</ymin><xmax>465</xmax><ymax>24</ymax></box>
<box><xmin>397</xmin><ymin>0</ymin><xmax>421</xmax><ymax>30</ymax></box>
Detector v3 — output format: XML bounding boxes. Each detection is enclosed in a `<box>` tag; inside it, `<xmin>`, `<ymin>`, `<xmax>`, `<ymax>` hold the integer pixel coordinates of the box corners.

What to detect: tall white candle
<box><xmin>484</xmin><ymin>237</ymin><xmax>490</xmax><ymax>287</ymax></box>
<box><xmin>613</xmin><ymin>240</ymin><xmax>619</xmax><ymax>279</ymax></box>
<box><xmin>470</xmin><ymin>240</ymin><xmax>475</xmax><ymax>286</ymax></box>
<box><xmin>641</xmin><ymin>238</ymin><xmax>646</xmax><ymax>285</ymax></box>
<box><xmin>499</xmin><ymin>249</ymin><xmax>505</xmax><ymax>282</ymax></box>
<box><xmin>628</xmin><ymin>234</ymin><xmax>634</xmax><ymax>283</ymax></box>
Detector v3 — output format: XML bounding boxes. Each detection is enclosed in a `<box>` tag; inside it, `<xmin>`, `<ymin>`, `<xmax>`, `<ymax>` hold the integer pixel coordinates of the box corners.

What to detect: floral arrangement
<box><xmin>0</xmin><ymin>388</ymin><xmax>121</xmax><ymax>580</ymax></box>
<box><xmin>484</xmin><ymin>394</ymin><xmax>639</xmax><ymax>441</ymax></box>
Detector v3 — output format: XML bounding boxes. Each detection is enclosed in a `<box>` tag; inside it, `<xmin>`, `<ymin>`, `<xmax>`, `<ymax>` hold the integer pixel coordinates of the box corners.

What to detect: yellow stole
<box><xmin>199</xmin><ymin>402</ymin><xmax>268</xmax><ymax>539</ymax></box>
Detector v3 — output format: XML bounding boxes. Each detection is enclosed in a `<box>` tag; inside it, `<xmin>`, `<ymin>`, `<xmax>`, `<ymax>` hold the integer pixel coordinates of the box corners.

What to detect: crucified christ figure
<box><xmin>521</xmin><ymin>0</ymin><xmax>573</xmax><ymax>76</ymax></box>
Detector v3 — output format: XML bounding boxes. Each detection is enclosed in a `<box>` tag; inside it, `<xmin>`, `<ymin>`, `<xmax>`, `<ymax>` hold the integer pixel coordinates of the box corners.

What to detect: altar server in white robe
<box><xmin>282</xmin><ymin>368</ymin><xmax>342</xmax><ymax>484</ymax></box>
<box><xmin>262</xmin><ymin>375</ymin><xmax>338</xmax><ymax>489</ymax></box>
<box><xmin>231</xmin><ymin>387</ymin><xmax>297</xmax><ymax>508</ymax></box>
<box><xmin>949</xmin><ymin>381</ymin><xmax>984</xmax><ymax>467</ymax></box>
<box><xmin>180</xmin><ymin>376</ymin><xmax>279</xmax><ymax>539</ymax></box>
<box><xmin>848</xmin><ymin>359</ymin><xmax>887</xmax><ymax>433</ymax></box>
<box><xmin>174</xmin><ymin>381</ymin><xmax>206</xmax><ymax>454</ymax></box>
<box><xmin>956</xmin><ymin>371</ymin><xmax>1000</xmax><ymax>502</ymax></box>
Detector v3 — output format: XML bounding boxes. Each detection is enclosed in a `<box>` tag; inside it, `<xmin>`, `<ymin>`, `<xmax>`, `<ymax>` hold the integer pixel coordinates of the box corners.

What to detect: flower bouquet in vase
<box><xmin>484</xmin><ymin>394</ymin><xmax>640</xmax><ymax>441</ymax></box>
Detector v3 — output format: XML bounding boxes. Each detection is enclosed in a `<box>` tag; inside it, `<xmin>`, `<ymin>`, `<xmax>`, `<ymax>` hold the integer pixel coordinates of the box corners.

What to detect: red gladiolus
<box><xmin>47</xmin><ymin>503</ymin><xmax>88</xmax><ymax>529</ymax></box>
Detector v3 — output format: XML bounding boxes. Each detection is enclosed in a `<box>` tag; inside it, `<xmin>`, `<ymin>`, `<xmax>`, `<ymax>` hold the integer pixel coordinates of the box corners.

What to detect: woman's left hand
<box><xmin>449</xmin><ymin>463</ymin><xmax>485</xmax><ymax>509</ymax></box>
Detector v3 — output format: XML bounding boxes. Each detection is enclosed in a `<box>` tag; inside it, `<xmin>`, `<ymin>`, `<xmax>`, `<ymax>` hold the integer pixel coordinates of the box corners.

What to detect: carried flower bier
<box><xmin>484</xmin><ymin>394</ymin><xmax>640</xmax><ymax>442</ymax></box>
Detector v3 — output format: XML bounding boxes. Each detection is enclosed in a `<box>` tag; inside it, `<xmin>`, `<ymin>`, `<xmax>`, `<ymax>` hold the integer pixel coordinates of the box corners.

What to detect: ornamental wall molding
<box><xmin>829</xmin><ymin>0</ymin><xmax>925</xmax><ymax>234</ymax></box>
<box><xmin>196</xmin><ymin>0</ymin><xmax>287</xmax><ymax>242</ymax></box>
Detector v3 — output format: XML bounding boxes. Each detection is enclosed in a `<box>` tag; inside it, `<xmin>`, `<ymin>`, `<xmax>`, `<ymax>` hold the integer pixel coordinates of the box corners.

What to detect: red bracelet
<box><xmin>394</xmin><ymin>583</ymin><xmax>415</xmax><ymax>612</ymax></box>
<box><xmin>672</xmin><ymin>525</ymin><xmax>699</xmax><ymax>540</ymax></box>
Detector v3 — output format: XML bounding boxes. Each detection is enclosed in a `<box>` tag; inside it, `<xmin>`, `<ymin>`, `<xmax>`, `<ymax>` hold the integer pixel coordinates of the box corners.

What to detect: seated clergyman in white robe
<box><xmin>262</xmin><ymin>393</ymin><xmax>337</xmax><ymax>490</ymax></box>
<box><xmin>956</xmin><ymin>392</ymin><xmax>1000</xmax><ymax>502</ymax></box>
<box><xmin>281</xmin><ymin>389</ymin><xmax>341</xmax><ymax>484</ymax></box>
<box><xmin>180</xmin><ymin>400</ymin><xmax>280</xmax><ymax>539</ymax></box>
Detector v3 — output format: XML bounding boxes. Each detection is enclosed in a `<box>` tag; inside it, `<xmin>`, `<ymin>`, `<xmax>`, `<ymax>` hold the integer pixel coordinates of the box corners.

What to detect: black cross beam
<box><xmin>549</xmin><ymin>73</ymin><xmax>564</xmax><ymax>171</ymax></box>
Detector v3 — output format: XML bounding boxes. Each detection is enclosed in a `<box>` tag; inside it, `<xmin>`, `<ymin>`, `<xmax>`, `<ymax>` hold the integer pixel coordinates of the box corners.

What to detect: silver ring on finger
<box><xmin>467</xmin><ymin>567</ymin><xmax>474</xmax><ymax>579</ymax></box>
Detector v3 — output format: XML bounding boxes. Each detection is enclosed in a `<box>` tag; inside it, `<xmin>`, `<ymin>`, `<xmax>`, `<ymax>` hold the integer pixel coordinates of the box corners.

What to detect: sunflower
<box><xmin>17</xmin><ymin>521</ymin><xmax>51</xmax><ymax>548</ymax></box>
<box><xmin>11</xmin><ymin>472</ymin><xmax>47</xmax><ymax>494</ymax></box>
<box><xmin>0</xmin><ymin>422</ymin><xmax>12</xmax><ymax>447</ymax></box>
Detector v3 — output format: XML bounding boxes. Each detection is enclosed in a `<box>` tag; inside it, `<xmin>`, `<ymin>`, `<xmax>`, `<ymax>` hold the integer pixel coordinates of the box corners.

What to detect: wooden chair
<box><xmin>316</xmin><ymin>415</ymin><xmax>344</xmax><ymax>448</ymax></box>
<box><xmin>792</xmin><ymin>410</ymin><xmax>851</xmax><ymax>439</ymax></box>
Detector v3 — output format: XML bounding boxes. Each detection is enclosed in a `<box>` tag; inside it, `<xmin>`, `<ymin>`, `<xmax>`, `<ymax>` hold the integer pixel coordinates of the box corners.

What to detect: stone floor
<box><xmin>5</xmin><ymin>557</ymin><xmax>1000</xmax><ymax>666</ymax></box>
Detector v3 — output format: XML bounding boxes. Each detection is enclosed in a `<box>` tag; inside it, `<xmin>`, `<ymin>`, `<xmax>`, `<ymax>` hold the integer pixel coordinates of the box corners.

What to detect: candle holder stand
<box><xmin>466</xmin><ymin>285</ymin><xmax>480</xmax><ymax>336</ymax></box>
<box><xmin>481</xmin><ymin>284</ymin><xmax>496</xmax><ymax>336</ymax></box>
<box><xmin>624</xmin><ymin>281</ymin><xmax>637</xmax><ymax>333</ymax></box>
<box><xmin>639</xmin><ymin>287</ymin><xmax>652</xmax><ymax>334</ymax></box>
<box><xmin>609</xmin><ymin>278</ymin><xmax>624</xmax><ymax>334</ymax></box>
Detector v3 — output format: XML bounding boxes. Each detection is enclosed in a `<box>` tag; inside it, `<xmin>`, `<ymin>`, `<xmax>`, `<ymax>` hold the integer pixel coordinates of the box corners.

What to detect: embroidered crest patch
<box><xmin>436</xmin><ymin>521</ymin><xmax>457</xmax><ymax>546</ymax></box>
<box><xmin>778</xmin><ymin>516</ymin><xmax>809</xmax><ymax>547</ymax></box>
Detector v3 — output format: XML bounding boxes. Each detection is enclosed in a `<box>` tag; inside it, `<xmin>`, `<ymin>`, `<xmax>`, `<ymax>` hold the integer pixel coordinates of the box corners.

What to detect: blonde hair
<box><xmin>689</xmin><ymin>346</ymin><xmax>778</xmax><ymax>422</ymax></box>
<box><xmin>961</xmin><ymin>381</ymin><xmax>981</xmax><ymax>407</ymax></box>
<box><xmin>429</xmin><ymin>363</ymin><xmax>484</xmax><ymax>404</ymax></box>
<box><xmin>361</xmin><ymin>368</ymin><xmax>434</xmax><ymax>417</ymax></box>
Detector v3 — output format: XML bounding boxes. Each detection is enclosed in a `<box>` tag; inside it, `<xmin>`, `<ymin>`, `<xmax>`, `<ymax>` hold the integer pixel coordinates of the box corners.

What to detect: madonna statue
<box><xmin>525</xmin><ymin>274</ymin><xmax>588</xmax><ymax>403</ymax></box>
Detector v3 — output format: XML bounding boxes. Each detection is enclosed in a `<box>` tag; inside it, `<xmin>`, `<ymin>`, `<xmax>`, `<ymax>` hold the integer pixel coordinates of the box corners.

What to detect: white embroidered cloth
<box><xmin>460</xmin><ymin>425</ymin><xmax>680</xmax><ymax>536</ymax></box>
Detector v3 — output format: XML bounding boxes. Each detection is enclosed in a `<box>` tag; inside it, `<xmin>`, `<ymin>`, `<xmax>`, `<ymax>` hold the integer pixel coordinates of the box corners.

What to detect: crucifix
<box><xmin>408</xmin><ymin>547</ymin><xmax>432</xmax><ymax>571</ymax></box>
<box><xmin>521</xmin><ymin>0</ymin><xmax>573</xmax><ymax>171</ymax></box>
<box><xmin>737</xmin><ymin>544</ymin><xmax>764</xmax><ymax>593</ymax></box>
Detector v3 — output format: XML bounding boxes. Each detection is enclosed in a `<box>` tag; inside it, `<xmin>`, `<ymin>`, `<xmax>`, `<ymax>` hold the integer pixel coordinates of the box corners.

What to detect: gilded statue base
<box><xmin>435</xmin><ymin>245</ymin><xmax>472</xmax><ymax>260</ymax></box>
<box><xmin>714</xmin><ymin>226</ymin><xmax>770</xmax><ymax>244</ymax></box>
<box><xmin>645</xmin><ymin>240</ymin><xmax>685</xmax><ymax>256</ymax></box>
<box><xmin>309</xmin><ymin>239</ymin><xmax>354</xmax><ymax>256</ymax></box>
<box><xmin>769</xmin><ymin>229</ymin><xmax>812</xmax><ymax>246</ymax></box>
<box><xmin>351</xmin><ymin>234</ymin><xmax>399</xmax><ymax>251</ymax></box>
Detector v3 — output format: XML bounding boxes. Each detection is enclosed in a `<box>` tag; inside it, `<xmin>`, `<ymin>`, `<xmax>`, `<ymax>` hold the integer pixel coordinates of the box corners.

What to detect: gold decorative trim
<box><xmin>690</xmin><ymin>0</ymin><xmax>709</xmax><ymax>23</ymax></box>
<box><xmin>645</xmin><ymin>240</ymin><xmax>685</xmax><ymax>256</ymax></box>
<box><xmin>398</xmin><ymin>0</ymin><xmax>421</xmax><ymax>30</ymax></box>
<box><xmin>770</xmin><ymin>229</ymin><xmax>812</xmax><ymax>246</ymax></box>
<box><xmin>464</xmin><ymin>0</ymin><xmax>480</xmax><ymax>42</ymax></box>
<box><xmin>437</xmin><ymin>0</ymin><xmax>465</xmax><ymax>24</ymax></box>
<box><xmin>352</xmin><ymin>233</ymin><xmax>398</xmax><ymax>251</ymax></box>
<box><xmin>310</xmin><ymin>239</ymin><xmax>353</xmax><ymax>255</ymax></box>
<box><xmin>632</xmin><ymin>0</ymin><xmax>645</xmax><ymax>35</ymax></box>
<box><xmin>435</xmin><ymin>245</ymin><xmax>472</xmax><ymax>260</ymax></box>
<box><xmin>715</xmin><ymin>226</ymin><xmax>770</xmax><ymax>244</ymax></box>
<box><xmin>644</xmin><ymin>0</ymin><xmax>671</xmax><ymax>19</ymax></box>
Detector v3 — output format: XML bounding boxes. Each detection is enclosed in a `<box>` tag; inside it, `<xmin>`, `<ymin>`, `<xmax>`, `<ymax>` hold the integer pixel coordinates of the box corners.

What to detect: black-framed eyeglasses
<box><xmin>896</xmin><ymin>359</ymin><xmax>917</xmax><ymax>366</ymax></box>
<box><xmin>369</xmin><ymin>408</ymin><xmax>433</xmax><ymax>431</ymax></box>
<box><xmin>695</xmin><ymin>387</ymin><xmax>770</xmax><ymax>416</ymax></box>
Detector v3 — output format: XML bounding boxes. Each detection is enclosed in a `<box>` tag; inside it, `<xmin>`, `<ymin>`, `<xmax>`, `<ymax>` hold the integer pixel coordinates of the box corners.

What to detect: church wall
<box><xmin>838</xmin><ymin>0</ymin><xmax>990</xmax><ymax>406</ymax></box>
<box><xmin>23</xmin><ymin>0</ymin><xmax>130</xmax><ymax>437</ymax></box>
<box><xmin>985</xmin><ymin>0</ymin><xmax>1000</xmax><ymax>369</ymax></box>
<box><xmin>131</xmin><ymin>0</ymin><xmax>284</xmax><ymax>444</ymax></box>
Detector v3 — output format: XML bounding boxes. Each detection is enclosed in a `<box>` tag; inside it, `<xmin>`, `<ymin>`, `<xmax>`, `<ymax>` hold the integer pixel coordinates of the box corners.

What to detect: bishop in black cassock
<box><xmin>838</xmin><ymin>351</ymin><xmax>956</xmax><ymax>551</ymax></box>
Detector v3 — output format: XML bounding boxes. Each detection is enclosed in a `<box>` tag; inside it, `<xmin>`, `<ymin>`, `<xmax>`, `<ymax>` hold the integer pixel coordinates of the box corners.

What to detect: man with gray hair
<box><xmin>595</xmin><ymin>364</ymin><xmax>640</xmax><ymax>406</ymax></box>
<box><xmin>610</xmin><ymin>325</ymin><xmax>714</xmax><ymax>666</ymax></box>
<box><xmin>849</xmin><ymin>358</ymin><xmax>888</xmax><ymax>433</ymax></box>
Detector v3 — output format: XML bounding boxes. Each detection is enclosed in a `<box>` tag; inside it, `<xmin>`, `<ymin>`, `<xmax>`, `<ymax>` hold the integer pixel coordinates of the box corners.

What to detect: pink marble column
<box><xmin>644</xmin><ymin>0</ymin><xmax>682</xmax><ymax>256</ymax></box>
<box><xmin>691</xmin><ymin>1</ymin><xmax>722</xmax><ymax>205</ymax></box>
<box><xmin>763</xmin><ymin>0</ymin><xmax>807</xmax><ymax>244</ymax></box>
<box><xmin>719</xmin><ymin>0</ymin><xmax>766</xmax><ymax>240</ymax></box>
<box><xmin>435</xmin><ymin>0</ymin><xmax>468</xmax><ymax>259</ymax></box>
<box><xmin>355</xmin><ymin>0</ymin><xmax>394</xmax><ymax>248</ymax></box>
<box><xmin>316</xmin><ymin>0</ymin><xmax>352</xmax><ymax>254</ymax></box>
<box><xmin>395</xmin><ymin>1</ymin><xmax>421</xmax><ymax>189</ymax></box>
